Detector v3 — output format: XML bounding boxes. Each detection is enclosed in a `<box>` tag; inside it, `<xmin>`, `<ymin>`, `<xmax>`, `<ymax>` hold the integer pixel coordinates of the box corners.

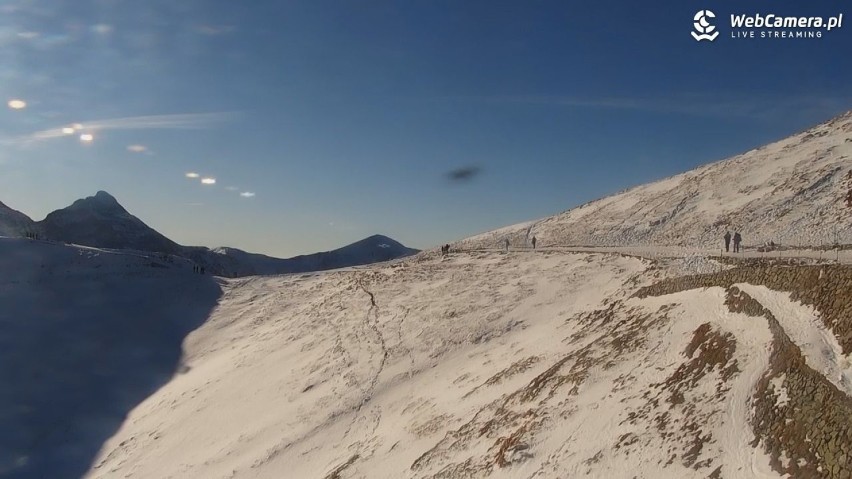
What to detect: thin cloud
<box><xmin>2</xmin><ymin>112</ymin><xmax>237</xmax><ymax>147</ymax></box>
<box><xmin>81</xmin><ymin>112</ymin><xmax>236</xmax><ymax>130</ymax></box>
<box><xmin>224</xmin><ymin>186</ymin><xmax>239</xmax><ymax>191</ymax></box>
<box><xmin>127</xmin><ymin>144</ymin><xmax>147</xmax><ymax>153</ymax></box>
<box><xmin>239</xmin><ymin>191</ymin><xmax>255</xmax><ymax>198</ymax></box>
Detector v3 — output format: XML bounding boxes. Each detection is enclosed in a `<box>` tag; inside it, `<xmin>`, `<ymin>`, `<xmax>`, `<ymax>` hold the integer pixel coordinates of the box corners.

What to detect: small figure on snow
<box><xmin>733</xmin><ymin>232</ymin><xmax>742</xmax><ymax>253</ymax></box>
<box><xmin>723</xmin><ymin>231</ymin><xmax>731</xmax><ymax>253</ymax></box>
<box><xmin>531</xmin><ymin>236</ymin><xmax>537</xmax><ymax>250</ymax></box>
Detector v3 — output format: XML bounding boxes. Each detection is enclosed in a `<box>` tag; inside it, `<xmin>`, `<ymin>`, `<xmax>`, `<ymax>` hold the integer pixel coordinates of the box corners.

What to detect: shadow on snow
<box><xmin>0</xmin><ymin>239</ymin><xmax>223</xmax><ymax>478</ymax></box>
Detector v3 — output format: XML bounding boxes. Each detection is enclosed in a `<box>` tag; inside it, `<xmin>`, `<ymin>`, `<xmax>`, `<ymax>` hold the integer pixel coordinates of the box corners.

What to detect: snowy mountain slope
<box><xmin>0</xmin><ymin>237</ymin><xmax>222</xmax><ymax>479</ymax></box>
<box><xmin>81</xmin><ymin>247</ymin><xmax>852</xmax><ymax>479</ymax></box>
<box><xmin>36</xmin><ymin>191</ymin><xmax>183</xmax><ymax>254</ymax></box>
<box><xmin>461</xmin><ymin>111</ymin><xmax>852</xmax><ymax>251</ymax></box>
<box><xmin>0</xmin><ymin>199</ymin><xmax>34</xmax><ymax>237</ymax></box>
<box><xmin>9</xmin><ymin>112</ymin><xmax>852</xmax><ymax>479</ymax></box>
<box><xmin>86</xmin><ymin>251</ymin><xmax>654</xmax><ymax>478</ymax></box>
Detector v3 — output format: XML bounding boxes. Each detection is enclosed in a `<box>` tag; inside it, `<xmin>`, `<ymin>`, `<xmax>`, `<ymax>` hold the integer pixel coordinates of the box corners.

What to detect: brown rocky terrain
<box><xmin>636</xmin><ymin>261</ymin><xmax>852</xmax><ymax>478</ymax></box>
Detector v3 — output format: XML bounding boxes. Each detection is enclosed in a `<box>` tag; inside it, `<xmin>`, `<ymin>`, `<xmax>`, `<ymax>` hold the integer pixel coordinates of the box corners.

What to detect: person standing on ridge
<box><xmin>724</xmin><ymin>231</ymin><xmax>731</xmax><ymax>253</ymax></box>
<box><xmin>504</xmin><ymin>238</ymin><xmax>510</xmax><ymax>253</ymax></box>
<box><xmin>531</xmin><ymin>236</ymin><xmax>537</xmax><ymax>250</ymax></box>
<box><xmin>733</xmin><ymin>232</ymin><xmax>742</xmax><ymax>253</ymax></box>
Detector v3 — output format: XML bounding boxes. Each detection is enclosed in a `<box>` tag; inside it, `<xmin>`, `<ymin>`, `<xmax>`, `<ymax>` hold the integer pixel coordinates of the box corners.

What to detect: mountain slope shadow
<box><xmin>0</xmin><ymin>238</ymin><xmax>222</xmax><ymax>478</ymax></box>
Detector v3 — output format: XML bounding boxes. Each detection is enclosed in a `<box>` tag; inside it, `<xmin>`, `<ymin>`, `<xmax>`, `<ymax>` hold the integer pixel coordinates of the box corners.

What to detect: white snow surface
<box><xmin>75</xmin><ymin>249</ymin><xmax>802</xmax><ymax>479</ymax></box>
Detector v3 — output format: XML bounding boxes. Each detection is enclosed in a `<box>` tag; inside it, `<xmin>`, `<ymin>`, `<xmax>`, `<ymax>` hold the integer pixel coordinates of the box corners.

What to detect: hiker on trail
<box><xmin>531</xmin><ymin>236</ymin><xmax>537</xmax><ymax>250</ymax></box>
<box><xmin>440</xmin><ymin>244</ymin><xmax>448</xmax><ymax>257</ymax></box>
<box><xmin>724</xmin><ymin>231</ymin><xmax>732</xmax><ymax>253</ymax></box>
<box><xmin>504</xmin><ymin>238</ymin><xmax>510</xmax><ymax>253</ymax></box>
<box><xmin>733</xmin><ymin>232</ymin><xmax>742</xmax><ymax>253</ymax></box>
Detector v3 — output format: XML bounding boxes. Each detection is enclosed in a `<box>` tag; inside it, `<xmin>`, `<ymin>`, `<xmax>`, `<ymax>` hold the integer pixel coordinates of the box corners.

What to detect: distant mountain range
<box><xmin>0</xmin><ymin>191</ymin><xmax>418</xmax><ymax>277</ymax></box>
<box><xmin>184</xmin><ymin>234</ymin><xmax>418</xmax><ymax>277</ymax></box>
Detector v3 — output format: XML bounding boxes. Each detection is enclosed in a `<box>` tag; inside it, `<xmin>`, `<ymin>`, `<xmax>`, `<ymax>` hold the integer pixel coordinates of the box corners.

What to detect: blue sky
<box><xmin>1</xmin><ymin>0</ymin><xmax>850</xmax><ymax>257</ymax></box>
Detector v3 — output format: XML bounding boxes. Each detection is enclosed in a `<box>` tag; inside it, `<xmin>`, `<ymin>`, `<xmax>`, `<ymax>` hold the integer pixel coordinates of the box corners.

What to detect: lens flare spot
<box><xmin>7</xmin><ymin>99</ymin><xmax>27</xmax><ymax>110</ymax></box>
<box><xmin>79</xmin><ymin>133</ymin><xmax>94</xmax><ymax>142</ymax></box>
<box><xmin>127</xmin><ymin>144</ymin><xmax>147</xmax><ymax>153</ymax></box>
<box><xmin>239</xmin><ymin>192</ymin><xmax>255</xmax><ymax>198</ymax></box>
<box><xmin>185</xmin><ymin>172</ymin><xmax>200</xmax><ymax>178</ymax></box>
<box><xmin>61</xmin><ymin>127</ymin><xmax>75</xmax><ymax>134</ymax></box>
<box><xmin>201</xmin><ymin>177</ymin><xmax>216</xmax><ymax>185</ymax></box>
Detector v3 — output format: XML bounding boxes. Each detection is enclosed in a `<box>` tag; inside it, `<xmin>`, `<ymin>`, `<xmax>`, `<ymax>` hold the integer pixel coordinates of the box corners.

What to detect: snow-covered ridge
<box><xmin>461</xmin><ymin>111</ymin><xmax>852</xmax><ymax>251</ymax></box>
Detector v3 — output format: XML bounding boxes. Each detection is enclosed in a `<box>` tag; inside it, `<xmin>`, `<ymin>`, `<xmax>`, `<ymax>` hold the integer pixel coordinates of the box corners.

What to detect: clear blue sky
<box><xmin>1</xmin><ymin>0</ymin><xmax>850</xmax><ymax>257</ymax></box>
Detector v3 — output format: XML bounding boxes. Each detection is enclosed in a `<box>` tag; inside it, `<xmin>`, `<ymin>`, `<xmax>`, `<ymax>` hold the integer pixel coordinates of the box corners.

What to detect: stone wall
<box><xmin>728</xmin><ymin>286</ymin><xmax>852</xmax><ymax>478</ymax></box>
<box><xmin>634</xmin><ymin>264</ymin><xmax>852</xmax><ymax>478</ymax></box>
<box><xmin>635</xmin><ymin>263</ymin><xmax>852</xmax><ymax>354</ymax></box>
